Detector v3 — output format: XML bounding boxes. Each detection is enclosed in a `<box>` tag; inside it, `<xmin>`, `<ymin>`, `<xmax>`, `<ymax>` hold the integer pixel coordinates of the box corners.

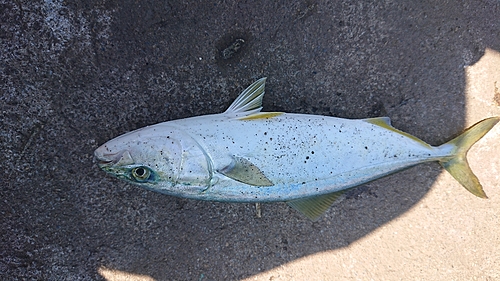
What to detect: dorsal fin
<box><xmin>363</xmin><ymin>117</ymin><xmax>431</xmax><ymax>148</ymax></box>
<box><xmin>224</xmin><ymin>78</ymin><xmax>266</xmax><ymax>117</ymax></box>
<box><xmin>238</xmin><ymin>112</ymin><xmax>284</xmax><ymax>120</ymax></box>
<box><xmin>363</xmin><ymin>117</ymin><xmax>392</xmax><ymax>126</ymax></box>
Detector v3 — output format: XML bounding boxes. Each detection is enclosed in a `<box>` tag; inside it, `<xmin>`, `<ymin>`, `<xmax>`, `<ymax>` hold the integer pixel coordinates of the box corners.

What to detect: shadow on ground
<box><xmin>1</xmin><ymin>0</ymin><xmax>499</xmax><ymax>280</ymax></box>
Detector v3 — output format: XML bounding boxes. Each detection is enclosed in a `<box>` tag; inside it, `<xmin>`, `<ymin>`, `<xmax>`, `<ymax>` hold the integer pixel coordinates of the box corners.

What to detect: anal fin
<box><xmin>287</xmin><ymin>191</ymin><xmax>345</xmax><ymax>221</ymax></box>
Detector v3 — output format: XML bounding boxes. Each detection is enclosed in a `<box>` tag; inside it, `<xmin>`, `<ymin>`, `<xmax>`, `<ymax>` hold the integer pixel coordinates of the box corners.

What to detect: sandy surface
<box><xmin>1</xmin><ymin>1</ymin><xmax>499</xmax><ymax>280</ymax></box>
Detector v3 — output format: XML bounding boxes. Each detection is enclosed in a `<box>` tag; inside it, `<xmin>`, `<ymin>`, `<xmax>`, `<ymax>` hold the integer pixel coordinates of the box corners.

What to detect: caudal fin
<box><xmin>439</xmin><ymin>117</ymin><xmax>500</xmax><ymax>198</ymax></box>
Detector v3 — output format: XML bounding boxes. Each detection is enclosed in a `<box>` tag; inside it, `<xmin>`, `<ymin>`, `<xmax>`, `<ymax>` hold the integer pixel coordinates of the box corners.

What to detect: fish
<box><xmin>94</xmin><ymin>78</ymin><xmax>499</xmax><ymax>221</ymax></box>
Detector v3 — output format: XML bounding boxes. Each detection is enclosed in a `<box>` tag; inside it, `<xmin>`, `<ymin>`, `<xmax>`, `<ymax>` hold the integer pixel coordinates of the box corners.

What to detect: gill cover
<box><xmin>171</xmin><ymin>128</ymin><xmax>215</xmax><ymax>188</ymax></box>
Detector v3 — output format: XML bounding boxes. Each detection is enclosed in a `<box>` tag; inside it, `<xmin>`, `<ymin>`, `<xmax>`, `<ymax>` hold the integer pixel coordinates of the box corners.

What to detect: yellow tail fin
<box><xmin>439</xmin><ymin>117</ymin><xmax>500</xmax><ymax>198</ymax></box>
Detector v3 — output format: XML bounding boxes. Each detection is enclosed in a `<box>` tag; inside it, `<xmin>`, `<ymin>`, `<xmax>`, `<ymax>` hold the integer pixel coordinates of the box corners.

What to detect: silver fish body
<box><xmin>95</xmin><ymin>78</ymin><xmax>499</xmax><ymax>220</ymax></box>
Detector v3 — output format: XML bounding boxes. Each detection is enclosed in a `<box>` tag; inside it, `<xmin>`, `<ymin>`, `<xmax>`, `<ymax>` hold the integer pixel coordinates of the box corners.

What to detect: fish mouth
<box><xmin>94</xmin><ymin>149</ymin><xmax>135</xmax><ymax>168</ymax></box>
<box><xmin>94</xmin><ymin>153</ymin><xmax>117</xmax><ymax>168</ymax></box>
<box><xmin>96</xmin><ymin>158</ymin><xmax>114</xmax><ymax>167</ymax></box>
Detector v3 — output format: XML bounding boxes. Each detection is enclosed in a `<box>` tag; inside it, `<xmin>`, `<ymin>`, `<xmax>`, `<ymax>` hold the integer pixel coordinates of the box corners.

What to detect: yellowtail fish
<box><xmin>95</xmin><ymin>78</ymin><xmax>499</xmax><ymax>221</ymax></box>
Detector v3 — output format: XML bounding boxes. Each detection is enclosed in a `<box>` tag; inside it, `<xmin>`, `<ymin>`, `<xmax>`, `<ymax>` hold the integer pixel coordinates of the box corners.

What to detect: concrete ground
<box><xmin>1</xmin><ymin>0</ymin><xmax>499</xmax><ymax>280</ymax></box>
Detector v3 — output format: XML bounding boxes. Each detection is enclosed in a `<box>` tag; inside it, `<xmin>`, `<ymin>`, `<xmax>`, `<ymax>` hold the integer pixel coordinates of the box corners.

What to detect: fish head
<box><xmin>94</xmin><ymin>125</ymin><xmax>212</xmax><ymax>196</ymax></box>
<box><xmin>94</xmin><ymin>128</ymin><xmax>183</xmax><ymax>187</ymax></box>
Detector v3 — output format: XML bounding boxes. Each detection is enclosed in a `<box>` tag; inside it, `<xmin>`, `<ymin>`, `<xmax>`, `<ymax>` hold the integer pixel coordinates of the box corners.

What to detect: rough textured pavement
<box><xmin>1</xmin><ymin>0</ymin><xmax>499</xmax><ymax>280</ymax></box>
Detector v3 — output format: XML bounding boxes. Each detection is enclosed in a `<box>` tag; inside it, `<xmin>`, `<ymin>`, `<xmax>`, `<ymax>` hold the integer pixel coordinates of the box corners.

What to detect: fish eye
<box><xmin>131</xmin><ymin>166</ymin><xmax>152</xmax><ymax>182</ymax></box>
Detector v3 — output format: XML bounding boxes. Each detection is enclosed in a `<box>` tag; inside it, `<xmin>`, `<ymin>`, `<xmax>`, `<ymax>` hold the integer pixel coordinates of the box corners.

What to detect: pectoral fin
<box><xmin>287</xmin><ymin>191</ymin><xmax>345</xmax><ymax>221</ymax></box>
<box><xmin>218</xmin><ymin>156</ymin><xmax>273</xmax><ymax>186</ymax></box>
